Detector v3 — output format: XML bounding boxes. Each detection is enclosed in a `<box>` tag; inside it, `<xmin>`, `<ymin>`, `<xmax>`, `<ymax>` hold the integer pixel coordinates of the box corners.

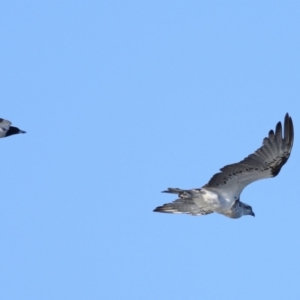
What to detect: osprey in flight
<box><xmin>154</xmin><ymin>113</ymin><xmax>294</xmax><ymax>219</ymax></box>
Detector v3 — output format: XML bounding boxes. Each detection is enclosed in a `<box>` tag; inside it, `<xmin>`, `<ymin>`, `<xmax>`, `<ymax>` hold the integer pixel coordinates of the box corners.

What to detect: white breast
<box><xmin>200</xmin><ymin>188</ymin><xmax>233</xmax><ymax>215</ymax></box>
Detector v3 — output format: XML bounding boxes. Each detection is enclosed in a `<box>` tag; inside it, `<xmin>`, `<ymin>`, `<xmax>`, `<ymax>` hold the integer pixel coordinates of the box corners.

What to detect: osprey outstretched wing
<box><xmin>204</xmin><ymin>113</ymin><xmax>293</xmax><ymax>200</ymax></box>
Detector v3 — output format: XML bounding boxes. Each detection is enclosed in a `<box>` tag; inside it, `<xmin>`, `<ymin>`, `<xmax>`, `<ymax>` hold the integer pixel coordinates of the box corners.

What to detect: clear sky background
<box><xmin>0</xmin><ymin>1</ymin><xmax>299</xmax><ymax>299</ymax></box>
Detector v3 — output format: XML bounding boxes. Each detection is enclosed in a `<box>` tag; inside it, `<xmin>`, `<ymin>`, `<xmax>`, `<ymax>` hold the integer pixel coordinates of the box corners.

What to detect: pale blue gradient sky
<box><xmin>0</xmin><ymin>2</ymin><xmax>300</xmax><ymax>299</ymax></box>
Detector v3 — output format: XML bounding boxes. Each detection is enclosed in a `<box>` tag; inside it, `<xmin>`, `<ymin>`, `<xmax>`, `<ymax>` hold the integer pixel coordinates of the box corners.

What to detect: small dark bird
<box><xmin>0</xmin><ymin>118</ymin><xmax>26</xmax><ymax>138</ymax></box>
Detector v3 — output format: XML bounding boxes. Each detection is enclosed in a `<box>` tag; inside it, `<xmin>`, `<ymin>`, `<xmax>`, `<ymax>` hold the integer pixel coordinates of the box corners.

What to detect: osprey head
<box><xmin>241</xmin><ymin>202</ymin><xmax>255</xmax><ymax>217</ymax></box>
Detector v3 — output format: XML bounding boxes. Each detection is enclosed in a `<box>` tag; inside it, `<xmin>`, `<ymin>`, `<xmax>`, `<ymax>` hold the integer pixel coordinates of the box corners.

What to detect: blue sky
<box><xmin>0</xmin><ymin>1</ymin><xmax>299</xmax><ymax>299</ymax></box>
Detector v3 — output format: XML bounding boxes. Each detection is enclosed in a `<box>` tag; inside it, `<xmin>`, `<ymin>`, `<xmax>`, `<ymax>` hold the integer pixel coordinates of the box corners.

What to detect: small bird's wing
<box><xmin>204</xmin><ymin>113</ymin><xmax>294</xmax><ymax>200</ymax></box>
<box><xmin>0</xmin><ymin>118</ymin><xmax>12</xmax><ymax>132</ymax></box>
<box><xmin>153</xmin><ymin>188</ymin><xmax>214</xmax><ymax>216</ymax></box>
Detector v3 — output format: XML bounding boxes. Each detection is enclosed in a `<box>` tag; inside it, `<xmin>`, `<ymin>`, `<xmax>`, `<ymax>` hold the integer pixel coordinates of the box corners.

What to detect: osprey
<box><xmin>0</xmin><ymin>118</ymin><xmax>26</xmax><ymax>138</ymax></box>
<box><xmin>154</xmin><ymin>113</ymin><xmax>294</xmax><ymax>219</ymax></box>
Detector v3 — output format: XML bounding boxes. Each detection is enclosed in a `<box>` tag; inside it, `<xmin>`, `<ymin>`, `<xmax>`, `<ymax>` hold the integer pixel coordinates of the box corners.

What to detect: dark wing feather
<box><xmin>204</xmin><ymin>113</ymin><xmax>294</xmax><ymax>199</ymax></box>
<box><xmin>153</xmin><ymin>188</ymin><xmax>213</xmax><ymax>216</ymax></box>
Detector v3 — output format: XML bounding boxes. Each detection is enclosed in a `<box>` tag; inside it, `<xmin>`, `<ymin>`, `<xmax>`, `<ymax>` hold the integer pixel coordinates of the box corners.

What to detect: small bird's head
<box><xmin>241</xmin><ymin>203</ymin><xmax>255</xmax><ymax>217</ymax></box>
<box><xmin>6</xmin><ymin>126</ymin><xmax>26</xmax><ymax>137</ymax></box>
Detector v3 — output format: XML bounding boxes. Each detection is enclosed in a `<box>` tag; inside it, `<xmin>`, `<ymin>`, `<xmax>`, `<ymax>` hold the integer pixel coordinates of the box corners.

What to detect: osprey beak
<box><xmin>250</xmin><ymin>212</ymin><xmax>255</xmax><ymax>217</ymax></box>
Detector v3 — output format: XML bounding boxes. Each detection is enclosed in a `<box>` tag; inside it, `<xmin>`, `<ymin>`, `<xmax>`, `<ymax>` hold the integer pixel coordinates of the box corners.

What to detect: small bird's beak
<box><xmin>19</xmin><ymin>130</ymin><xmax>26</xmax><ymax>134</ymax></box>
